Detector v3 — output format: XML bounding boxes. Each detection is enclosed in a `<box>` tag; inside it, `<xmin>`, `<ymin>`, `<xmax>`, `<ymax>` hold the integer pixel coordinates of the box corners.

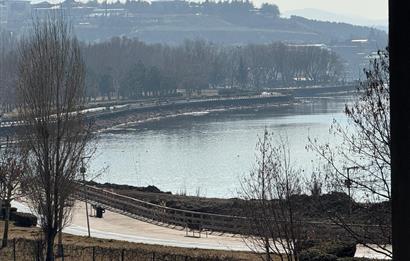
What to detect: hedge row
<box><xmin>10</xmin><ymin>212</ymin><xmax>37</xmax><ymax>227</ymax></box>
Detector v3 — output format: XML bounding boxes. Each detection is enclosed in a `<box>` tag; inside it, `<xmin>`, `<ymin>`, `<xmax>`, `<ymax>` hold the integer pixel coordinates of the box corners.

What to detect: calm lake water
<box><xmin>89</xmin><ymin>98</ymin><xmax>350</xmax><ymax>198</ymax></box>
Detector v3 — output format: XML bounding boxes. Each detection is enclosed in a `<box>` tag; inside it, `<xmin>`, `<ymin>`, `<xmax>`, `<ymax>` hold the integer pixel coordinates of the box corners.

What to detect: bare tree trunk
<box><xmin>2</xmin><ymin>202</ymin><xmax>10</xmax><ymax>248</ymax></box>
<box><xmin>57</xmin><ymin>206</ymin><xmax>64</xmax><ymax>257</ymax></box>
<box><xmin>45</xmin><ymin>230</ymin><xmax>56</xmax><ymax>261</ymax></box>
<box><xmin>265</xmin><ymin>237</ymin><xmax>271</xmax><ymax>261</ymax></box>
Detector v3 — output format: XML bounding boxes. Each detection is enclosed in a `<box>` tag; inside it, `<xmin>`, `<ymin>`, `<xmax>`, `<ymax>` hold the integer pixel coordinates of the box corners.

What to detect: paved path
<box><xmin>12</xmin><ymin>201</ymin><xmax>391</xmax><ymax>259</ymax></box>
<box><xmin>13</xmin><ymin>201</ymin><xmax>248</xmax><ymax>251</ymax></box>
<box><xmin>70</xmin><ymin>201</ymin><xmax>249</xmax><ymax>251</ymax></box>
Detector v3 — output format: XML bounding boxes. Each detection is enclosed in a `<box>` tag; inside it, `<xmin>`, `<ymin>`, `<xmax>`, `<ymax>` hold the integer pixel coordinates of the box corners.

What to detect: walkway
<box><xmin>12</xmin><ymin>201</ymin><xmax>390</xmax><ymax>259</ymax></box>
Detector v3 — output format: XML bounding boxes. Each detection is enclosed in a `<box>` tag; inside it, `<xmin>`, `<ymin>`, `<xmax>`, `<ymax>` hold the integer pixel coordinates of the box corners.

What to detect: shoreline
<box><xmin>88</xmin><ymin>94</ymin><xmax>295</xmax><ymax>132</ymax></box>
<box><xmin>0</xmin><ymin>95</ymin><xmax>294</xmax><ymax>136</ymax></box>
<box><xmin>98</xmin><ymin>101</ymin><xmax>298</xmax><ymax>133</ymax></box>
<box><xmin>0</xmin><ymin>91</ymin><xmax>353</xmax><ymax>136</ymax></box>
<box><xmin>92</xmin><ymin>94</ymin><xmax>353</xmax><ymax>133</ymax></box>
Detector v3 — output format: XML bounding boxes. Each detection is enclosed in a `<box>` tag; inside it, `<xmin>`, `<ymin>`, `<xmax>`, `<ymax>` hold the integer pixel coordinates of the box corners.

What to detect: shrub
<box><xmin>319</xmin><ymin>241</ymin><xmax>356</xmax><ymax>257</ymax></box>
<box><xmin>298</xmin><ymin>240</ymin><xmax>356</xmax><ymax>257</ymax></box>
<box><xmin>11</xmin><ymin>212</ymin><xmax>37</xmax><ymax>227</ymax></box>
<box><xmin>299</xmin><ymin>248</ymin><xmax>338</xmax><ymax>261</ymax></box>
<box><xmin>295</xmin><ymin>239</ymin><xmax>321</xmax><ymax>252</ymax></box>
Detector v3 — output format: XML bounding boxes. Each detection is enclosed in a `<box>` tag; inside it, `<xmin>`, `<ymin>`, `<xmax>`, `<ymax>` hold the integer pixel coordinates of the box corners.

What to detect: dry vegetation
<box><xmin>0</xmin><ymin>221</ymin><xmax>266</xmax><ymax>261</ymax></box>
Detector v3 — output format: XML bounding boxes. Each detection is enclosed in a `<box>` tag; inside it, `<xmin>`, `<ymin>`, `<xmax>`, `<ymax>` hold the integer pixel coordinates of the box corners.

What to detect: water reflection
<box><xmin>90</xmin><ymin>98</ymin><xmax>350</xmax><ymax>198</ymax></box>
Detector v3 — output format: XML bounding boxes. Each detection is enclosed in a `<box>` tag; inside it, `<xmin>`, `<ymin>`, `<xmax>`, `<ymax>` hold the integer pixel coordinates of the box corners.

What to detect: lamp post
<box><xmin>81</xmin><ymin>156</ymin><xmax>91</xmax><ymax>237</ymax></box>
<box><xmin>344</xmin><ymin>166</ymin><xmax>359</xmax><ymax>216</ymax></box>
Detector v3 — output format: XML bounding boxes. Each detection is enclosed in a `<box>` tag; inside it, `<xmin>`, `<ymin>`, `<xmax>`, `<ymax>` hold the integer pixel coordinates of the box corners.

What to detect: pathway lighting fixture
<box><xmin>81</xmin><ymin>156</ymin><xmax>92</xmax><ymax>237</ymax></box>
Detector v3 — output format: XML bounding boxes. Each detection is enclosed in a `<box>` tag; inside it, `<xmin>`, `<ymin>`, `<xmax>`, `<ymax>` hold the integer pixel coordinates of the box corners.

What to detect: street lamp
<box><xmin>81</xmin><ymin>156</ymin><xmax>92</xmax><ymax>237</ymax></box>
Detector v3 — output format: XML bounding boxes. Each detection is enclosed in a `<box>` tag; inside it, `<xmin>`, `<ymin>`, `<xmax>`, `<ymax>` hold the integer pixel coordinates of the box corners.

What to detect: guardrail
<box><xmin>76</xmin><ymin>184</ymin><xmax>247</xmax><ymax>235</ymax></box>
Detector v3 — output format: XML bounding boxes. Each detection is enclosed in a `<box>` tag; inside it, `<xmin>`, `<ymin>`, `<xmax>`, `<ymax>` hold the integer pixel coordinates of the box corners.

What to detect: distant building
<box><xmin>288</xmin><ymin>43</ymin><xmax>331</xmax><ymax>51</ymax></box>
<box><xmin>176</xmin><ymin>88</ymin><xmax>219</xmax><ymax>97</ymax></box>
<box><xmin>200</xmin><ymin>89</ymin><xmax>219</xmax><ymax>97</ymax></box>
<box><xmin>351</xmin><ymin>39</ymin><xmax>368</xmax><ymax>44</ymax></box>
<box><xmin>176</xmin><ymin>88</ymin><xmax>187</xmax><ymax>97</ymax></box>
<box><xmin>32</xmin><ymin>0</ymin><xmax>95</xmax><ymax>21</ymax></box>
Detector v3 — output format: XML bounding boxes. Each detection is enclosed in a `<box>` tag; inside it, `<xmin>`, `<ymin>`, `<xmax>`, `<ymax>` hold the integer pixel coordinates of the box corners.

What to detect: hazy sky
<box><xmin>260</xmin><ymin>0</ymin><xmax>388</xmax><ymax>20</ymax></box>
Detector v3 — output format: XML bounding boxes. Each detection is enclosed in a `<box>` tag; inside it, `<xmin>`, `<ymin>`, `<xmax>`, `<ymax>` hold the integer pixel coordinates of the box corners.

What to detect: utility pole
<box><xmin>344</xmin><ymin>166</ymin><xmax>359</xmax><ymax>216</ymax></box>
<box><xmin>390</xmin><ymin>1</ymin><xmax>410</xmax><ymax>260</ymax></box>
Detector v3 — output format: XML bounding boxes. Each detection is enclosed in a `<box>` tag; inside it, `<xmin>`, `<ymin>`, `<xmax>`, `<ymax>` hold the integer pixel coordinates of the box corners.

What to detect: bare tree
<box><xmin>240</xmin><ymin>130</ymin><xmax>303</xmax><ymax>261</ymax></box>
<box><xmin>308</xmin><ymin>49</ymin><xmax>391</xmax><ymax>258</ymax></box>
<box><xmin>16</xmin><ymin>17</ymin><xmax>93</xmax><ymax>261</ymax></box>
<box><xmin>0</xmin><ymin>31</ymin><xmax>18</xmax><ymax>113</ymax></box>
<box><xmin>0</xmin><ymin>137</ymin><xmax>25</xmax><ymax>247</ymax></box>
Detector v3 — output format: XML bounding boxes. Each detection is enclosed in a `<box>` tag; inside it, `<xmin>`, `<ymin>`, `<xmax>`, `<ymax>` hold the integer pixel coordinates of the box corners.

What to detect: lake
<box><xmin>89</xmin><ymin>98</ymin><xmax>350</xmax><ymax>198</ymax></box>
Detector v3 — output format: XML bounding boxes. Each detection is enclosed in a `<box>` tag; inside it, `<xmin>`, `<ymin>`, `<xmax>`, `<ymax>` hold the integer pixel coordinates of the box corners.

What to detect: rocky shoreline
<box><xmin>2</xmin><ymin>91</ymin><xmax>353</xmax><ymax>136</ymax></box>
<box><xmin>92</xmin><ymin>101</ymin><xmax>297</xmax><ymax>132</ymax></box>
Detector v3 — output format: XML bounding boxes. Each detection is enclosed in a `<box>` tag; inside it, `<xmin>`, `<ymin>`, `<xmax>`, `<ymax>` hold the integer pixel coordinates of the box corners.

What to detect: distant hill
<box><xmin>283</xmin><ymin>8</ymin><xmax>388</xmax><ymax>30</ymax></box>
<box><xmin>3</xmin><ymin>0</ymin><xmax>386</xmax><ymax>79</ymax></box>
<box><xmin>27</xmin><ymin>0</ymin><xmax>388</xmax><ymax>47</ymax></box>
<box><xmin>118</xmin><ymin>14</ymin><xmax>386</xmax><ymax>46</ymax></box>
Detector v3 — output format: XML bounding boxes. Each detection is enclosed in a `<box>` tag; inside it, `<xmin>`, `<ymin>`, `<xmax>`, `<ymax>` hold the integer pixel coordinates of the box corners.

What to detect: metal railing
<box><xmin>76</xmin><ymin>184</ymin><xmax>247</xmax><ymax>235</ymax></box>
<box><xmin>75</xmin><ymin>184</ymin><xmax>391</xmax><ymax>238</ymax></box>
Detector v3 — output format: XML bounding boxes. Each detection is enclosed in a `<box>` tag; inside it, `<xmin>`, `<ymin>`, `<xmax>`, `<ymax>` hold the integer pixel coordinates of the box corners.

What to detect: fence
<box><xmin>76</xmin><ymin>184</ymin><xmax>247</xmax><ymax>235</ymax></box>
<box><xmin>0</xmin><ymin>238</ymin><xmax>241</xmax><ymax>261</ymax></box>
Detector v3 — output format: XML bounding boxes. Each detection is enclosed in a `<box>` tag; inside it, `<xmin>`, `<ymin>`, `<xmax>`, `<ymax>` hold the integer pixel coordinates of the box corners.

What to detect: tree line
<box><xmin>1</xmin><ymin>34</ymin><xmax>344</xmax><ymax>107</ymax></box>
<box><xmin>0</xmin><ymin>31</ymin><xmax>18</xmax><ymax>113</ymax></box>
<box><xmin>82</xmin><ymin>38</ymin><xmax>344</xmax><ymax>101</ymax></box>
